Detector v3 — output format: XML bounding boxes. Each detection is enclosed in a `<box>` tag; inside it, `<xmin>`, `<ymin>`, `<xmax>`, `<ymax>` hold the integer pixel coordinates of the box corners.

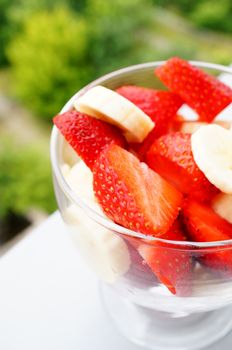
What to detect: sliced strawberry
<box><xmin>155</xmin><ymin>57</ymin><xmax>232</xmax><ymax>122</ymax></box>
<box><xmin>146</xmin><ymin>132</ymin><xmax>219</xmax><ymax>202</ymax></box>
<box><xmin>183</xmin><ymin>200</ymin><xmax>232</xmax><ymax>272</ymax></box>
<box><xmin>134</xmin><ymin>219</ymin><xmax>192</xmax><ymax>295</ymax></box>
<box><xmin>93</xmin><ymin>144</ymin><xmax>183</xmax><ymax>236</ymax></box>
<box><xmin>116</xmin><ymin>85</ymin><xmax>183</xmax><ymax>143</ymax></box>
<box><xmin>53</xmin><ymin>110</ymin><xmax>126</xmax><ymax>170</ymax></box>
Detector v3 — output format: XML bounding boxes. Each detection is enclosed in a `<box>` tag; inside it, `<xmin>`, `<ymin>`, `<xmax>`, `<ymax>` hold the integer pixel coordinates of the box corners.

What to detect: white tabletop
<box><xmin>0</xmin><ymin>212</ymin><xmax>231</xmax><ymax>350</ymax></box>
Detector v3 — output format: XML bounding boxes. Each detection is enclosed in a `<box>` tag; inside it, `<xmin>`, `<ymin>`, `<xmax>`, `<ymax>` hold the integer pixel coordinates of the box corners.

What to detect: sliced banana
<box><xmin>191</xmin><ymin>124</ymin><xmax>232</xmax><ymax>194</ymax></box>
<box><xmin>180</xmin><ymin>121</ymin><xmax>207</xmax><ymax>134</ymax></box>
<box><xmin>60</xmin><ymin>163</ymin><xmax>71</xmax><ymax>178</ymax></box>
<box><xmin>65</xmin><ymin>160</ymin><xmax>95</xmax><ymax>204</ymax></box>
<box><xmin>64</xmin><ymin>204</ymin><xmax>130</xmax><ymax>283</ymax></box>
<box><xmin>212</xmin><ymin>193</ymin><xmax>232</xmax><ymax>224</ymax></box>
<box><xmin>211</xmin><ymin>121</ymin><xmax>231</xmax><ymax>130</ymax></box>
<box><xmin>62</xmin><ymin>160</ymin><xmax>131</xmax><ymax>283</ymax></box>
<box><xmin>74</xmin><ymin>85</ymin><xmax>154</xmax><ymax>143</ymax></box>
<box><xmin>62</xmin><ymin>140</ymin><xmax>79</xmax><ymax>166</ymax></box>
<box><xmin>180</xmin><ymin>121</ymin><xmax>231</xmax><ymax>134</ymax></box>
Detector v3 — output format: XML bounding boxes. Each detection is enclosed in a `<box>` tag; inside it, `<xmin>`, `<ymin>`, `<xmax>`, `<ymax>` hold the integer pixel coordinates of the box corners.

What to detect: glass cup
<box><xmin>50</xmin><ymin>61</ymin><xmax>232</xmax><ymax>350</ymax></box>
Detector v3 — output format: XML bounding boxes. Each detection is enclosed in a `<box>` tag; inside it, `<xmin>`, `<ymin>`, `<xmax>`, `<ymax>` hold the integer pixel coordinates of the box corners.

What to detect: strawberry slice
<box><xmin>146</xmin><ymin>132</ymin><xmax>219</xmax><ymax>202</ymax></box>
<box><xmin>130</xmin><ymin>219</ymin><xmax>192</xmax><ymax>295</ymax></box>
<box><xmin>116</xmin><ymin>86</ymin><xmax>183</xmax><ymax>137</ymax></box>
<box><xmin>155</xmin><ymin>57</ymin><xmax>232</xmax><ymax>122</ymax></box>
<box><xmin>53</xmin><ymin>110</ymin><xmax>126</xmax><ymax>170</ymax></box>
<box><xmin>93</xmin><ymin>144</ymin><xmax>183</xmax><ymax>236</ymax></box>
<box><xmin>183</xmin><ymin>200</ymin><xmax>232</xmax><ymax>272</ymax></box>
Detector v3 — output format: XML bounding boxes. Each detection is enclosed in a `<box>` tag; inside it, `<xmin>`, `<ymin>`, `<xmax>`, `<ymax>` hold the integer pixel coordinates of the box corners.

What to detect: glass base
<box><xmin>100</xmin><ymin>284</ymin><xmax>232</xmax><ymax>350</ymax></box>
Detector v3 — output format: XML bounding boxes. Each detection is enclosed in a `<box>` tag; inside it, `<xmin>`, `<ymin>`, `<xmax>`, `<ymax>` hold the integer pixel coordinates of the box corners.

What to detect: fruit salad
<box><xmin>53</xmin><ymin>57</ymin><xmax>232</xmax><ymax>296</ymax></box>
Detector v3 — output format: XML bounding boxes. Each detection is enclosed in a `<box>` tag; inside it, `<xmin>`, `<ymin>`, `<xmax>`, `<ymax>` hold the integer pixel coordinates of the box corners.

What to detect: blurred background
<box><xmin>0</xmin><ymin>0</ymin><xmax>232</xmax><ymax>244</ymax></box>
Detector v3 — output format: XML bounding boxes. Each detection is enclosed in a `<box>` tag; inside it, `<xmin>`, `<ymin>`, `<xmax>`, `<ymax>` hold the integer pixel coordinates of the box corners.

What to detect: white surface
<box><xmin>0</xmin><ymin>212</ymin><xmax>232</xmax><ymax>350</ymax></box>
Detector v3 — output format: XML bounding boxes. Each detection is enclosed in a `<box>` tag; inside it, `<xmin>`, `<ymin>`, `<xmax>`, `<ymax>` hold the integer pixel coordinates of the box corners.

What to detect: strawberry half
<box><xmin>93</xmin><ymin>144</ymin><xmax>183</xmax><ymax>237</ymax></box>
<box><xmin>155</xmin><ymin>57</ymin><xmax>232</xmax><ymax>122</ymax></box>
<box><xmin>131</xmin><ymin>219</ymin><xmax>192</xmax><ymax>295</ymax></box>
<box><xmin>146</xmin><ymin>132</ymin><xmax>219</xmax><ymax>202</ymax></box>
<box><xmin>183</xmin><ymin>200</ymin><xmax>232</xmax><ymax>272</ymax></box>
<box><xmin>53</xmin><ymin>110</ymin><xmax>126</xmax><ymax>170</ymax></box>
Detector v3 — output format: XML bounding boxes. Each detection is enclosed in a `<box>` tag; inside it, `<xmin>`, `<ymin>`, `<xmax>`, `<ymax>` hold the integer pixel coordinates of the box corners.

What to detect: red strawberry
<box><xmin>134</xmin><ymin>219</ymin><xmax>192</xmax><ymax>295</ymax></box>
<box><xmin>146</xmin><ymin>132</ymin><xmax>218</xmax><ymax>202</ymax></box>
<box><xmin>53</xmin><ymin>110</ymin><xmax>126</xmax><ymax>170</ymax></box>
<box><xmin>93</xmin><ymin>144</ymin><xmax>183</xmax><ymax>237</ymax></box>
<box><xmin>183</xmin><ymin>200</ymin><xmax>232</xmax><ymax>272</ymax></box>
<box><xmin>155</xmin><ymin>57</ymin><xmax>232</xmax><ymax>122</ymax></box>
<box><xmin>116</xmin><ymin>85</ymin><xmax>183</xmax><ymax>138</ymax></box>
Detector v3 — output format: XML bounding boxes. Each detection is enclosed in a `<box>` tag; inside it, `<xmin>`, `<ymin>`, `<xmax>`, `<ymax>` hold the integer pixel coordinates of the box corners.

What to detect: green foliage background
<box><xmin>0</xmin><ymin>0</ymin><xmax>231</xmax><ymax>222</ymax></box>
<box><xmin>155</xmin><ymin>0</ymin><xmax>232</xmax><ymax>33</ymax></box>
<box><xmin>7</xmin><ymin>7</ymin><xmax>90</xmax><ymax>120</ymax></box>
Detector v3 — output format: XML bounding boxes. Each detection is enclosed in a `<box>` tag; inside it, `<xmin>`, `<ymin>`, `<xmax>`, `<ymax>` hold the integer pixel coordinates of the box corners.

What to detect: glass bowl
<box><xmin>50</xmin><ymin>61</ymin><xmax>232</xmax><ymax>350</ymax></box>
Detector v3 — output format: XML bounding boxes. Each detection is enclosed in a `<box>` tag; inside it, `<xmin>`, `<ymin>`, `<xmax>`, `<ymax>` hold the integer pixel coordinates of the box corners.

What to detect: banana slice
<box><xmin>62</xmin><ymin>160</ymin><xmax>131</xmax><ymax>283</ymax></box>
<box><xmin>74</xmin><ymin>85</ymin><xmax>154</xmax><ymax>143</ymax></box>
<box><xmin>191</xmin><ymin>124</ymin><xmax>232</xmax><ymax>194</ymax></box>
<box><xmin>212</xmin><ymin>193</ymin><xmax>232</xmax><ymax>224</ymax></box>
<box><xmin>61</xmin><ymin>163</ymin><xmax>71</xmax><ymax>177</ymax></box>
<box><xmin>62</xmin><ymin>140</ymin><xmax>79</xmax><ymax>166</ymax></box>
<box><xmin>64</xmin><ymin>204</ymin><xmax>130</xmax><ymax>283</ymax></box>
<box><xmin>65</xmin><ymin>161</ymin><xmax>95</xmax><ymax>204</ymax></box>
<box><xmin>180</xmin><ymin>121</ymin><xmax>207</xmax><ymax>134</ymax></box>
<box><xmin>180</xmin><ymin>121</ymin><xmax>231</xmax><ymax>134</ymax></box>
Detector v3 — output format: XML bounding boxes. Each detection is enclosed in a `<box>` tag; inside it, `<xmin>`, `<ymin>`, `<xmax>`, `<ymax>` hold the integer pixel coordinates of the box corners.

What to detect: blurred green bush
<box><xmin>0</xmin><ymin>0</ymin><xmax>16</xmax><ymax>66</ymax></box>
<box><xmin>190</xmin><ymin>0</ymin><xmax>232</xmax><ymax>33</ymax></box>
<box><xmin>85</xmin><ymin>0</ymin><xmax>153</xmax><ymax>74</ymax></box>
<box><xmin>0</xmin><ymin>0</ymin><xmax>86</xmax><ymax>66</ymax></box>
<box><xmin>7</xmin><ymin>7</ymin><xmax>90</xmax><ymax>121</ymax></box>
<box><xmin>0</xmin><ymin>139</ymin><xmax>56</xmax><ymax>219</ymax></box>
<box><xmin>155</xmin><ymin>0</ymin><xmax>232</xmax><ymax>33</ymax></box>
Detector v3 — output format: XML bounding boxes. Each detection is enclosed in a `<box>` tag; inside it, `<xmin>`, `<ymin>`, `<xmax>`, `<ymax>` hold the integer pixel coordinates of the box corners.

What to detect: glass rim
<box><xmin>50</xmin><ymin>60</ymin><xmax>232</xmax><ymax>248</ymax></box>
